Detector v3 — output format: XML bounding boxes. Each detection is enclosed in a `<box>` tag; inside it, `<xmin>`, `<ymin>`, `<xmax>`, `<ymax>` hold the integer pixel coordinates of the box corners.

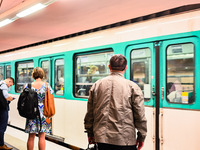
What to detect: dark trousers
<box><xmin>0</xmin><ymin>109</ymin><xmax>8</xmax><ymax>146</ymax></box>
<box><xmin>98</xmin><ymin>143</ymin><xmax>137</xmax><ymax>150</ymax></box>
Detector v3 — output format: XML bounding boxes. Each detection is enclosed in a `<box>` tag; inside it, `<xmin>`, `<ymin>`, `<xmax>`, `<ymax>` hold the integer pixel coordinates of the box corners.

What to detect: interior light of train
<box><xmin>16</xmin><ymin>3</ymin><xmax>46</xmax><ymax>18</ymax></box>
<box><xmin>0</xmin><ymin>19</ymin><xmax>13</xmax><ymax>27</ymax></box>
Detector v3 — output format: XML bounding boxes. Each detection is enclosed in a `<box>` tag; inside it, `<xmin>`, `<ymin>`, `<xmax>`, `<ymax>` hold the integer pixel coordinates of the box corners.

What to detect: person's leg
<box><xmin>0</xmin><ymin>109</ymin><xmax>8</xmax><ymax>146</ymax></box>
<box><xmin>38</xmin><ymin>132</ymin><xmax>46</xmax><ymax>150</ymax></box>
<box><xmin>27</xmin><ymin>133</ymin><xmax>36</xmax><ymax>150</ymax></box>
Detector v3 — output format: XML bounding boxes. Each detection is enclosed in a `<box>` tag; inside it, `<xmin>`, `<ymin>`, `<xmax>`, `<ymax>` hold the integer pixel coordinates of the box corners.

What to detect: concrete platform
<box><xmin>5</xmin><ymin>126</ymin><xmax>70</xmax><ymax>150</ymax></box>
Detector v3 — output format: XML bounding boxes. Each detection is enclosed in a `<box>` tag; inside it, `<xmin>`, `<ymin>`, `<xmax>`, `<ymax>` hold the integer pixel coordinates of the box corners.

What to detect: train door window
<box><xmin>131</xmin><ymin>48</ymin><xmax>151</xmax><ymax>100</ymax></box>
<box><xmin>74</xmin><ymin>51</ymin><xmax>114</xmax><ymax>97</ymax></box>
<box><xmin>16</xmin><ymin>61</ymin><xmax>34</xmax><ymax>93</ymax></box>
<box><xmin>166</xmin><ymin>43</ymin><xmax>194</xmax><ymax>104</ymax></box>
<box><xmin>6</xmin><ymin>65</ymin><xmax>11</xmax><ymax>78</ymax></box>
<box><xmin>0</xmin><ymin>66</ymin><xmax>3</xmax><ymax>80</ymax></box>
<box><xmin>54</xmin><ymin>59</ymin><xmax>64</xmax><ymax>95</ymax></box>
<box><xmin>41</xmin><ymin>61</ymin><xmax>50</xmax><ymax>83</ymax></box>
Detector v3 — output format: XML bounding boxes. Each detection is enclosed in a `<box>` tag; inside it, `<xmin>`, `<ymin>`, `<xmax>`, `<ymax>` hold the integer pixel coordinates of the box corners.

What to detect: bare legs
<box><xmin>27</xmin><ymin>132</ymin><xmax>46</xmax><ymax>150</ymax></box>
<box><xmin>38</xmin><ymin>132</ymin><xmax>46</xmax><ymax>150</ymax></box>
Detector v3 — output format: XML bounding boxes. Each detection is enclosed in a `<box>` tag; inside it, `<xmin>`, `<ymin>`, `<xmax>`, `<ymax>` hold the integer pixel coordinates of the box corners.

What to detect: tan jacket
<box><xmin>84</xmin><ymin>72</ymin><xmax>147</xmax><ymax>146</ymax></box>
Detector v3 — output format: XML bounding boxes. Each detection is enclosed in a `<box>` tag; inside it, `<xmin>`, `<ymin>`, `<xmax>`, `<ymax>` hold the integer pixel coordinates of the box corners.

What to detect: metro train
<box><xmin>0</xmin><ymin>4</ymin><xmax>200</xmax><ymax>150</ymax></box>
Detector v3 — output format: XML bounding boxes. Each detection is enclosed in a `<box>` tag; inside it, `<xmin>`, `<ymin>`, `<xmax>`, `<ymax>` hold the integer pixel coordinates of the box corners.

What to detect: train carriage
<box><xmin>0</xmin><ymin>4</ymin><xmax>200</xmax><ymax>150</ymax></box>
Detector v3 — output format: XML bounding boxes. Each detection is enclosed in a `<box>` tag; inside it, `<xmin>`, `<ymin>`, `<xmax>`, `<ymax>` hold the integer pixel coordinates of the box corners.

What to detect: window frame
<box><xmin>165</xmin><ymin>42</ymin><xmax>195</xmax><ymax>104</ymax></box>
<box><xmin>161</xmin><ymin>37</ymin><xmax>200</xmax><ymax>110</ymax></box>
<box><xmin>15</xmin><ymin>60</ymin><xmax>34</xmax><ymax>93</ymax></box>
<box><xmin>5</xmin><ymin>64</ymin><xmax>11</xmax><ymax>78</ymax></box>
<box><xmin>0</xmin><ymin>64</ymin><xmax>4</xmax><ymax>80</ymax></box>
<box><xmin>130</xmin><ymin>47</ymin><xmax>152</xmax><ymax>101</ymax></box>
<box><xmin>52</xmin><ymin>56</ymin><xmax>65</xmax><ymax>97</ymax></box>
<box><xmin>54</xmin><ymin>58</ymin><xmax>65</xmax><ymax>96</ymax></box>
<box><xmin>39</xmin><ymin>58</ymin><xmax>52</xmax><ymax>85</ymax></box>
<box><xmin>73</xmin><ymin>49</ymin><xmax>114</xmax><ymax>98</ymax></box>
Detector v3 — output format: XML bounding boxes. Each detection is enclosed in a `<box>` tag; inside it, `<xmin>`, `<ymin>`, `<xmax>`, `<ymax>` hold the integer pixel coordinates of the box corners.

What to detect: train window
<box><xmin>166</xmin><ymin>43</ymin><xmax>194</xmax><ymax>104</ymax></box>
<box><xmin>41</xmin><ymin>61</ymin><xmax>49</xmax><ymax>83</ymax></box>
<box><xmin>6</xmin><ymin>65</ymin><xmax>11</xmax><ymax>78</ymax></box>
<box><xmin>131</xmin><ymin>48</ymin><xmax>151</xmax><ymax>100</ymax></box>
<box><xmin>74</xmin><ymin>51</ymin><xmax>114</xmax><ymax>97</ymax></box>
<box><xmin>16</xmin><ymin>61</ymin><xmax>34</xmax><ymax>93</ymax></box>
<box><xmin>0</xmin><ymin>66</ymin><xmax>3</xmax><ymax>80</ymax></box>
<box><xmin>54</xmin><ymin>59</ymin><xmax>64</xmax><ymax>95</ymax></box>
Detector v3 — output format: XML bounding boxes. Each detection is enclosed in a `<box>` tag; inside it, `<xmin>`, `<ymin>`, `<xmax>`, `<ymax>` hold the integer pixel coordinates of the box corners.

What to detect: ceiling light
<box><xmin>16</xmin><ymin>3</ymin><xmax>46</xmax><ymax>18</ymax></box>
<box><xmin>0</xmin><ymin>19</ymin><xmax>13</xmax><ymax>28</ymax></box>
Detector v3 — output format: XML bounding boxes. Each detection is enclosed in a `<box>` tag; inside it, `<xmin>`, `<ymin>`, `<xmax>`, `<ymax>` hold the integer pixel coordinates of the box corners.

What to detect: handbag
<box><xmin>44</xmin><ymin>82</ymin><xmax>55</xmax><ymax>123</ymax></box>
<box><xmin>0</xmin><ymin>83</ymin><xmax>8</xmax><ymax>110</ymax></box>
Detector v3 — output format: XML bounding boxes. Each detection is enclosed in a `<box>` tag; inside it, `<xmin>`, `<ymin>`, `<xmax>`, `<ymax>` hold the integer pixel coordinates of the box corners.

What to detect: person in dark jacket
<box><xmin>0</xmin><ymin>77</ymin><xmax>15</xmax><ymax>150</ymax></box>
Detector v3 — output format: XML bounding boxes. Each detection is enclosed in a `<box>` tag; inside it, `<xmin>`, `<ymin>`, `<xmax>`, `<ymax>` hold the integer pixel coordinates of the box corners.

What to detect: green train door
<box><xmin>159</xmin><ymin>36</ymin><xmax>200</xmax><ymax>150</ymax></box>
<box><xmin>126</xmin><ymin>42</ymin><xmax>155</xmax><ymax>150</ymax></box>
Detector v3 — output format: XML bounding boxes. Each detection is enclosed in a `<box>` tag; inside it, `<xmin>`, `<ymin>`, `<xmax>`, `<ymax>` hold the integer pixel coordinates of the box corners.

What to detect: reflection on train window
<box><xmin>131</xmin><ymin>48</ymin><xmax>151</xmax><ymax>100</ymax></box>
<box><xmin>16</xmin><ymin>61</ymin><xmax>34</xmax><ymax>93</ymax></box>
<box><xmin>6</xmin><ymin>65</ymin><xmax>11</xmax><ymax>78</ymax></box>
<box><xmin>0</xmin><ymin>66</ymin><xmax>3</xmax><ymax>80</ymax></box>
<box><xmin>75</xmin><ymin>51</ymin><xmax>114</xmax><ymax>97</ymax></box>
<box><xmin>55</xmin><ymin>59</ymin><xmax>64</xmax><ymax>95</ymax></box>
<box><xmin>167</xmin><ymin>43</ymin><xmax>194</xmax><ymax>104</ymax></box>
<box><xmin>41</xmin><ymin>61</ymin><xmax>49</xmax><ymax>83</ymax></box>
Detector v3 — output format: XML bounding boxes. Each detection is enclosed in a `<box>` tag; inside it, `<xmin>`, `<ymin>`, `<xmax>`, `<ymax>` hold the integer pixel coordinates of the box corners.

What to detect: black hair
<box><xmin>109</xmin><ymin>54</ymin><xmax>127</xmax><ymax>71</ymax></box>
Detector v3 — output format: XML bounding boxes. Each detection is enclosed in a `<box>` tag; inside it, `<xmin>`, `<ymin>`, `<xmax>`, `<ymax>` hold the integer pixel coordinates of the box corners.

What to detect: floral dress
<box><xmin>25</xmin><ymin>83</ymin><xmax>54</xmax><ymax>134</ymax></box>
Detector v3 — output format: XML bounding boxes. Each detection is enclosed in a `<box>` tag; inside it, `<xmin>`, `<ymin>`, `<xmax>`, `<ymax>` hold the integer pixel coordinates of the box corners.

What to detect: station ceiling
<box><xmin>0</xmin><ymin>0</ymin><xmax>199</xmax><ymax>52</ymax></box>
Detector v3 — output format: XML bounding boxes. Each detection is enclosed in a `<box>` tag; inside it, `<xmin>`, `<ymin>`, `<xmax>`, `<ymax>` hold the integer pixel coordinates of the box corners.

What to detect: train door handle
<box><xmin>161</xmin><ymin>87</ymin><xmax>164</xmax><ymax>100</ymax></box>
<box><xmin>152</xmin><ymin>86</ymin><xmax>156</xmax><ymax>99</ymax></box>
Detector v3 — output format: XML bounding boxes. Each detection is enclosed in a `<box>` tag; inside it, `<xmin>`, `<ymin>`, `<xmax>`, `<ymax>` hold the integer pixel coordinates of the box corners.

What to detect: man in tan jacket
<box><xmin>84</xmin><ymin>54</ymin><xmax>147</xmax><ymax>150</ymax></box>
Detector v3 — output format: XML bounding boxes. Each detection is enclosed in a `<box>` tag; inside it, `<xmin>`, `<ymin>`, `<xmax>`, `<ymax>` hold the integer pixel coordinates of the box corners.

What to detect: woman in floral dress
<box><xmin>25</xmin><ymin>67</ymin><xmax>53</xmax><ymax>150</ymax></box>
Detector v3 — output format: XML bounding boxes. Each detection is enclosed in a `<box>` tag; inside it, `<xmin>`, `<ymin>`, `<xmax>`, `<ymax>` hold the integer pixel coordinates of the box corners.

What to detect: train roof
<box><xmin>0</xmin><ymin>0</ymin><xmax>200</xmax><ymax>52</ymax></box>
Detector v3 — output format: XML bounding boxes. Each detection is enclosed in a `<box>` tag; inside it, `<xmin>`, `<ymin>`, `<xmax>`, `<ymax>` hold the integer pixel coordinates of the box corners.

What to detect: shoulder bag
<box><xmin>44</xmin><ymin>82</ymin><xmax>55</xmax><ymax>124</ymax></box>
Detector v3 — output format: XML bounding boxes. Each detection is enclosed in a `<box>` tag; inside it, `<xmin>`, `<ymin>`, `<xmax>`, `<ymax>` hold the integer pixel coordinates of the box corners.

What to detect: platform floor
<box><xmin>5</xmin><ymin>126</ymin><xmax>70</xmax><ymax>150</ymax></box>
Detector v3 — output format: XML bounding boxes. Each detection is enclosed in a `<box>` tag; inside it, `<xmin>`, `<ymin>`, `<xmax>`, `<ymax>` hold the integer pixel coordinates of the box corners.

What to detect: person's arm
<box><xmin>136</xmin><ymin>140</ymin><xmax>144</xmax><ymax>150</ymax></box>
<box><xmin>6</xmin><ymin>96</ymin><xmax>14</xmax><ymax>101</ymax></box>
<box><xmin>1</xmin><ymin>84</ymin><xmax>13</xmax><ymax>101</ymax></box>
<box><xmin>132</xmin><ymin>84</ymin><xmax>147</xmax><ymax>148</ymax></box>
<box><xmin>84</xmin><ymin>85</ymin><xmax>95</xmax><ymax>143</ymax></box>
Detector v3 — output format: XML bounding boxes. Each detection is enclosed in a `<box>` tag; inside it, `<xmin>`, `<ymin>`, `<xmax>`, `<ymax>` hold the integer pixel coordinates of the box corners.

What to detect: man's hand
<box><xmin>136</xmin><ymin>140</ymin><xmax>144</xmax><ymax>150</ymax></box>
<box><xmin>88</xmin><ymin>136</ymin><xmax>95</xmax><ymax>144</ymax></box>
<box><xmin>6</xmin><ymin>96</ymin><xmax>14</xmax><ymax>101</ymax></box>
